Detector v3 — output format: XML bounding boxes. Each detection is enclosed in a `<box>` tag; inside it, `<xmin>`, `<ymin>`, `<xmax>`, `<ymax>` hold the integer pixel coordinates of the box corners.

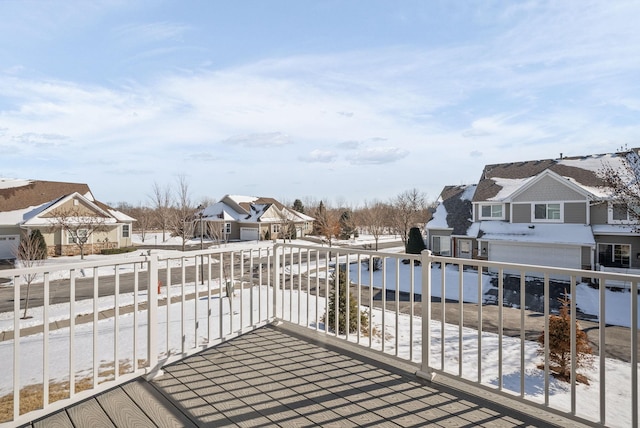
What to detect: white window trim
<box><xmin>68</xmin><ymin>229</ymin><xmax>89</xmax><ymax>244</ymax></box>
<box><xmin>122</xmin><ymin>224</ymin><xmax>130</xmax><ymax>238</ymax></box>
<box><xmin>608</xmin><ymin>202</ymin><xmax>638</xmax><ymax>224</ymax></box>
<box><xmin>597</xmin><ymin>242</ymin><xmax>631</xmax><ymax>268</ymax></box>
<box><xmin>531</xmin><ymin>202</ymin><xmax>563</xmax><ymax>223</ymax></box>
<box><xmin>432</xmin><ymin>235</ymin><xmax>451</xmax><ymax>256</ymax></box>
<box><xmin>478</xmin><ymin>203</ymin><xmax>505</xmax><ymax>220</ymax></box>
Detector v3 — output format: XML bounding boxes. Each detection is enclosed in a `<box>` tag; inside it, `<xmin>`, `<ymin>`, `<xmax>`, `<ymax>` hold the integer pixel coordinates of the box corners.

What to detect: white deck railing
<box><xmin>0</xmin><ymin>247</ymin><xmax>274</xmax><ymax>427</ymax></box>
<box><xmin>1</xmin><ymin>244</ymin><xmax>638</xmax><ymax>427</ymax></box>
<box><xmin>272</xmin><ymin>244</ymin><xmax>638</xmax><ymax>428</ymax></box>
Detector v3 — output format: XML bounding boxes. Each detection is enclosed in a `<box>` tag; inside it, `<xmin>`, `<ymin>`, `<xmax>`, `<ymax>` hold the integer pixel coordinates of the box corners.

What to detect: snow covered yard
<box><xmin>0</xmin><ymin>285</ymin><xmax>636</xmax><ymax>427</ymax></box>
<box><xmin>1</xmin><ymin>238</ymin><xmax>638</xmax><ymax>426</ymax></box>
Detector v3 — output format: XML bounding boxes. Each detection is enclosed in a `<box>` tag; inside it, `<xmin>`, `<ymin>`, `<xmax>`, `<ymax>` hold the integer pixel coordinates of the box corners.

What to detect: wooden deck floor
<box><xmin>24</xmin><ymin>324</ymin><xmax>589</xmax><ymax>427</ymax></box>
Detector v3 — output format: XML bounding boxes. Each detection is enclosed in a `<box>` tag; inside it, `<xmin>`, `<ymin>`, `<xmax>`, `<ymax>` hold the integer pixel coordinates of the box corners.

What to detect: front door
<box><xmin>457</xmin><ymin>239</ymin><xmax>472</xmax><ymax>259</ymax></box>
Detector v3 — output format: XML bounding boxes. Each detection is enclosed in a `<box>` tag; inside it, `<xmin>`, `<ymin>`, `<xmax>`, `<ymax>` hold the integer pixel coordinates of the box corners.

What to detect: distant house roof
<box><xmin>199</xmin><ymin>195</ymin><xmax>314</xmax><ymax>224</ymax></box>
<box><xmin>0</xmin><ymin>178</ymin><xmax>93</xmax><ymax>210</ymax></box>
<box><xmin>427</xmin><ymin>184</ymin><xmax>476</xmax><ymax>235</ymax></box>
<box><xmin>472</xmin><ymin>150</ymin><xmax>635</xmax><ymax>202</ymax></box>
<box><xmin>0</xmin><ymin>178</ymin><xmax>133</xmax><ymax>226</ymax></box>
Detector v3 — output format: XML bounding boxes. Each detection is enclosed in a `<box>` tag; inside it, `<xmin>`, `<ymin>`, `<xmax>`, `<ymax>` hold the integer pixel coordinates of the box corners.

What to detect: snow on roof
<box><xmin>478</xmin><ymin>221</ymin><xmax>595</xmax><ymax>246</ymax></box>
<box><xmin>227</xmin><ymin>195</ymin><xmax>258</xmax><ymax>204</ymax></box>
<box><xmin>108</xmin><ymin>209</ymin><xmax>136</xmax><ymax>222</ymax></box>
<box><xmin>487</xmin><ymin>177</ymin><xmax>533</xmax><ymax>201</ymax></box>
<box><xmin>0</xmin><ymin>202</ymin><xmax>51</xmax><ymax>225</ymax></box>
<box><xmin>592</xmin><ymin>224</ymin><xmax>639</xmax><ymax>235</ymax></box>
<box><xmin>0</xmin><ymin>178</ymin><xmax>32</xmax><ymax>189</ymax></box>
<box><xmin>201</xmin><ymin>202</ymin><xmax>240</xmax><ymax>221</ymax></box>
<box><xmin>426</xmin><ymin>202</ymin><xmax>449</xmax><ymax>229</ymax></box>
<box><xmin>558</xmin><ymin>153</ymin><xmax>626</xmax><ymax>173</ymax></box>
<box><xmin>293</xmin><ymin>211</ymin><xmax>314</xmax><ymax>221</ymax></box>
<box><xmin>460</xmin><ymin>185</ymin><xmax>476</xmax><ymax>201</ymax></box>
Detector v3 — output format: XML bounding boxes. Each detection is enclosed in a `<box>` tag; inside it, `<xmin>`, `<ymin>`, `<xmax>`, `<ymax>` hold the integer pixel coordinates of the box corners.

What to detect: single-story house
<box><xmin>195</xmin><ymin>195</ymin><xmax>314</xmax><ymax>241</ymax></box>
<box><xmin>0</xmin><ymin>178</ymin><xmax>135</xmax><ymax>259</ymax></box>
<box><xmin>426</xmin><ymin>150</ymin><xmax>640</xmax><ymax>275</ymax></box>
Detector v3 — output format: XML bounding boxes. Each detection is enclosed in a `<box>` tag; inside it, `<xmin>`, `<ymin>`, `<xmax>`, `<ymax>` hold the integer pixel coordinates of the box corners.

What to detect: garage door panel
<box><xmin>0</xmin><ymin>235</ymin><xmax>19</xmax><ymax>259</ymax></box>
<box><xmin>489</xmin><ymin>242</ymin><xmax>580</xmax><ymax>270</ymax></box>
<box><xmin>240</xmin><ymin>228</ymin><xmax>259</xmax><ymax>241</ymax></box>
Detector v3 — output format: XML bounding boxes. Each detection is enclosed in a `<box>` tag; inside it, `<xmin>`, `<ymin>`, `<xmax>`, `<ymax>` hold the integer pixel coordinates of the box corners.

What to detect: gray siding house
<box><xmin>426</xmin><ymin>150</ymin><xmax>640</xmax><ymax>274</ymax></box>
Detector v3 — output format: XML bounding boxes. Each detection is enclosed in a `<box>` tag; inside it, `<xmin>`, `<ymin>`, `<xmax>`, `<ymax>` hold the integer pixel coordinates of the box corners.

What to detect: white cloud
<box><xmin>299</xmin><ymin>149</ymin><xmax>337</xmax><ymax>163</ymax></box>
<box><xmin>223</xmin><ymin>132</ymin><xmax>292</xmax><ymax>148</ymax></box>
<box><xmin>350</xmin><ymin>147</ymin><xmax>409</xmax><ymax>165</ymax></box>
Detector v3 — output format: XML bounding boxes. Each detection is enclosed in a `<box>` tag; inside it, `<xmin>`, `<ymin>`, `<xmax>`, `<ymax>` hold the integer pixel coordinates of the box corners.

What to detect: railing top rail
<box><xmin>427</xmin><ymin>252</ymin><xmax>640</xmax><ymax>283</ymax></box>
<box><xmin>0</xmin><ymin>254</ymin><xmax>150</xmax><ymax>277</ymax></box>
<box><xmin>273</xmin><ymin>242</ymin><xmax>417</xmax><ymax>259</ymax></box>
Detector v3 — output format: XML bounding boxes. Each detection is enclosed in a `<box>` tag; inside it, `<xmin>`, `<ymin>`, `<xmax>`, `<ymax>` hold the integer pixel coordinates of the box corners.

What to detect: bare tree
<box><xmin>598</xmin><ymin>148</ymin><xmax>640</xmax><ymax>229</ymax></box>
<box><xmin>150</xmin><ymin>181</ymin><xmax>173</xmax><ymax>242</ymax></box>
<box><xmin>13</xmin><ymin>230</ymin><xmax>47</xmax><ymax>319</ymax></box>
<box><xmin>169</xmin><ymin>175</ymin><xmax>196</xmax><ymax>252</ymax></box>
<box><xmin>390</xmin><ymin>188</ymin><xmax>428</xmax><ymax>251</ymax></box>
<box><xmin>275</xmin><ymin>205</ymin><xmax>297</xmax><ymax>243</ymax></box>
<box><xmin>49</xmin><ymin>206</ymin><xmax>109</xmax><ymax>259</ymax></box>
<box><xmin>133</xmin><ymin>205</ymin><xmax>153</xmax><ymax>243</ymax></box>
<box><xmin>356</xmin><ymin>200</ymin><xmax>388</xmax><ymax>251</ymax></box>
<box><xmin>313</xmin><ymin>201</ymin><xmax>342</xmax><ymax>252</ymax></box>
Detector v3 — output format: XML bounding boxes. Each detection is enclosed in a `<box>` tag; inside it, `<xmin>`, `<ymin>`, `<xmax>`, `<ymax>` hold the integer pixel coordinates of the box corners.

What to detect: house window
<box><xmin>122</xmin><ymin>224</ymin><xmax>130</xmax><ymax>238</ymax></box>
<box><xmin>533</xmin><ymin>203</ymin><xmax>561</xmax><ymax>221</ymax></box>
<box><xmin>221</xmin><ymin>223</ymin><xmax>231</xmax><ymax>234</ymax></box>
<box><xmin>432</xmin><ymin>236</ymin><xmax>451</xmax><ymax>256</ymax></box>
<box><xmin>272</xmin><ymin>224</ymin><xmax>281</xmax><ymax>234</ymax></box>
<box><xmin>459</xmin><ymin>240</ymin><xmax>471</xmax><ymax>255</ymax></box>
<box><xmin>68</xmin><ymin>229</ymin><xmax>88</xmax><ymax>244</ymax></box>
<box><xmin>480</xmin><ymin>204</ymin><xmax>503</xmax><ymax>219</ymax></box>
<box><xmin>609</xmin><ymin>203</ymin><xmax>639</xmax><ymax>223</ymax></box>
<box><xmin>598</xmin><ymin>243</ymin><xmax>631</xmax><ymax>268</ymax></box>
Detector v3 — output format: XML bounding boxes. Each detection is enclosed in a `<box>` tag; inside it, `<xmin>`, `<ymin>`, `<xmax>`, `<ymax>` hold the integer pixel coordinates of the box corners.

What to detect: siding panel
<box><xmin>512</xmin><ymin>204</ymin><xmax>530</xmax><ymax>223</ymax></box>
<box><xmin>512</xmin><ymin>175</ymin><xmax>585</xmax><ymax>202</ymax></box>
<box><xmin>565</xmin><ymin>202</ymin><xmax>587</xmax><ymax>224</ymax></box>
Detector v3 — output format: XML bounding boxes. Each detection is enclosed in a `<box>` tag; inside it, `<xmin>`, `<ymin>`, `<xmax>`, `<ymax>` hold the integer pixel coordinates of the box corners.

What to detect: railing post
<box><xmin>146</xmin><ymin>251</ymin><xmax>162</xmax><ymax>379</ymax></box>
<box><xmin>273</xmin><ymin>244</ymin><xmax>281</xmax><ymax>321</ymax></box>
<box><xmin>417</xmin><ymin>250</ymin><xmax>435</xmax><ymax>381</ymax></box>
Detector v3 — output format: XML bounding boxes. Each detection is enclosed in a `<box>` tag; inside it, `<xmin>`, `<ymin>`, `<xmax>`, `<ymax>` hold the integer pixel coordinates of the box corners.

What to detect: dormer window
<box><xmin>480</xmin><ymin>204</ymin><xmax>503</xmax><ymax>220</ymax></box>
<box><xmin>533</xmin><ymin>203</ymin><xmax>561</xmax><ymax>222</ymax></box>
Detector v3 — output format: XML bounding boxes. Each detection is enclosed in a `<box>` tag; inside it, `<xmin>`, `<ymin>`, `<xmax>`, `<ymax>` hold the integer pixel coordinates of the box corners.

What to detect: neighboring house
<box><xmin>196</xmin><ymin>195</ymin><xmax>314</xmax><ymax>241</ymax></box>
<box><xmin>426</xmin><ymin>150</ymin><xmax>640</xmax><ymax>275</ymax></box>
<box><xmin>0</xmin><ymin>178</ymin><xmax>135</xmax><ymax>259</ymax></box>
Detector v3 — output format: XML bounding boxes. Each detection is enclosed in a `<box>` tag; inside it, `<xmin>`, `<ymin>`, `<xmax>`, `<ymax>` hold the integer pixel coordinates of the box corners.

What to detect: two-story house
<box><xmin>426</xmin><ymin>150</ymin><xmax>640</xmax><ymax>274</ymax></box>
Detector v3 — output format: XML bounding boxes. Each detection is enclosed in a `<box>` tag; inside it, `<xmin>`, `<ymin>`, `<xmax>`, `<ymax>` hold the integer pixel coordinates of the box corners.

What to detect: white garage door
<box><xmin>489</xmin><ymin>242</ymin><xmax>581</xmax><ymax>271</ymax></box>
<box><xmin>240</xmin><ymin>228</ymin><xmax>259</xmax><ymax>241</ymax></box>
<box><xmin>0</xmin><ymin>235</ymin><xmax>19</xmax><ymax>260</ymax></box>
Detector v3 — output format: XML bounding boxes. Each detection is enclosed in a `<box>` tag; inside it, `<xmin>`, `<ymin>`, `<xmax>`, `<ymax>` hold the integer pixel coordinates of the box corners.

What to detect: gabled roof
<box><xmin>22</xmin><ymin>192</ymin><xmax>117</xmax><ymax>227</ymax></box>
<box><xmin>426</xmin><ymin>184</ymin><xmax>476</xmax><ymax>235</ymax></box>
<box><xmin>472</xmin><ymin>150</ymin><xmax>635</xmax><ymax>202</ymax></box>
<box><xmin>201</xmin><ymin>195</ymin><xmax>314</xmax><ymax>223</ymax></box>
<box><xmin>0</xmin><ymin>178</ymin><xmax>93</xmax><ymax>210</ymax></box>
<box><xmin>0</xmin><ymin>178</ymin><xmax>133</xmax><ymax>226</ymax></box>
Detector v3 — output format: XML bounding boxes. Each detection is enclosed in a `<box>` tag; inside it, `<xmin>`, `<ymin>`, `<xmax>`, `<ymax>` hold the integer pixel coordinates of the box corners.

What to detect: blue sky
<box><xmin>1</xmin><ymin>1</ymin><xmax>639</xmax><ymax>207</ymax></box>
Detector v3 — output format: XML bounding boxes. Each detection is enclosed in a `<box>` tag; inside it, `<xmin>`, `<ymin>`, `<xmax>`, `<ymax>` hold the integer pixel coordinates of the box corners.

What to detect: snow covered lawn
<box><xmin>0</xmin><ymin>286</ymin><xmax>636</xmax><ymax>427</ymax></box>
